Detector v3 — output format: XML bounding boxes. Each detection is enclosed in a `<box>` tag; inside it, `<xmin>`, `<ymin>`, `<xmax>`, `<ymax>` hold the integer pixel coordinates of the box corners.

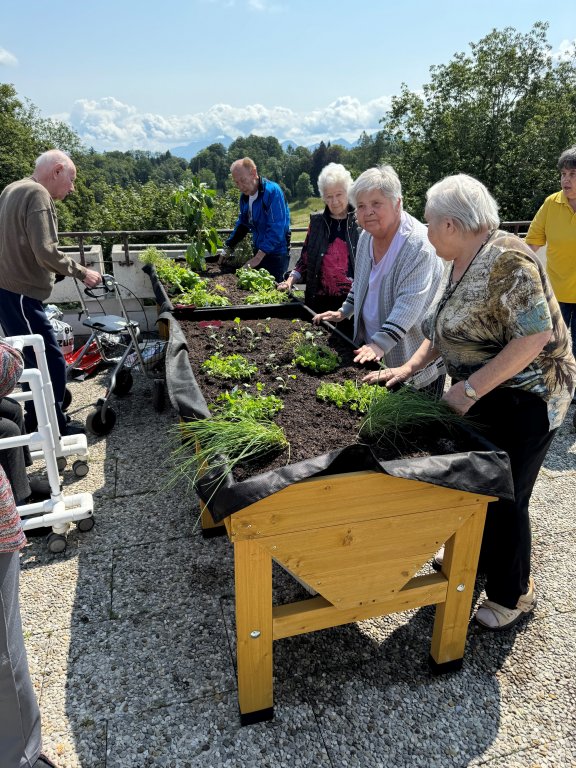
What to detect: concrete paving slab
<box><xmin>105</xmin><ymin>685</ymin><xmax>332</xmax><ymax>768</ymax></box>
<box><xmin>110</xmin><ymin>535</ymin><xmax>234</xmax><ymax>620</ymax></box>
<box><xmin>19</xmin><ymin>549</ymin><xmax>113</xmax><ymax>633</ymax></box>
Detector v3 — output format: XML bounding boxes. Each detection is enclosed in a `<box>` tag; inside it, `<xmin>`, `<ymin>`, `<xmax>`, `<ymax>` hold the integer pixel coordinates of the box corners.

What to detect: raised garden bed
<box><xmin>160</xmin><ymin>304</ymin><xmax>514</xmax><ymax>725</ymax></box>
<box><xmin>163</xmin><ymin>303</ymin><xmax>512</xmax><ymax>521</ymax></box>
<box><xmin>142</xmin><ymin>258</ymin><xmax>301</xmax><ymax>320</ymax></box>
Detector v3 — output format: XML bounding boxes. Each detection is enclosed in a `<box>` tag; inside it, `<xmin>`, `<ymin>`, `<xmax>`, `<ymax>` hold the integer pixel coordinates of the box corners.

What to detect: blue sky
<box><xmin>1</xmin><ymin>0</ymin><xmax>574</xmax><ymax>152</ymax></box>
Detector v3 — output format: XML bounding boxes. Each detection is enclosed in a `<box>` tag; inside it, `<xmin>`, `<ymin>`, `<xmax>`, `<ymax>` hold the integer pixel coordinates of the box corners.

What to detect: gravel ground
<box><xmin>20</xmin><ymin>367</ymin><xmax>576</xmax><ymax>768</ymax></box>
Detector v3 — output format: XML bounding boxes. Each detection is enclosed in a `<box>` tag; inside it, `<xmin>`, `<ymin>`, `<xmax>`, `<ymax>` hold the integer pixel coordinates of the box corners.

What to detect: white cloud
<box><xmin>0</xmin><ymin>47</ymin><xmax>18</xmax><ymax>67</ymax></box>
<box><xmin>64</xmin><ymin>95</ymin><xmax>393</xmax><ymax>152</ymax></box>
<box><xmin>549</xmin><ymin>39</ymin><xmax>575</xmax><ymax>63</ymax></box>
<box><xmin>248</xmin><ymin>0</ymin><xmax>284</xmax><ymax>11</ymax></box>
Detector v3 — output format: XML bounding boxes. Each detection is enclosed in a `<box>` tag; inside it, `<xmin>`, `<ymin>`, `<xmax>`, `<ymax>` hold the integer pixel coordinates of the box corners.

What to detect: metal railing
<box><xmin>59</xmin><ymin>223</ymin><xmax>532</xmax><ymax>267</ymax></box>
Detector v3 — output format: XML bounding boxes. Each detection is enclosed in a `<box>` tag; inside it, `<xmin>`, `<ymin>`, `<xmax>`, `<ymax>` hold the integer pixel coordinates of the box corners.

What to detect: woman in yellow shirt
<box><xmin>526</xmin><ymin>146</ymin><xmax>576</xmax><ymax>349</ymax></box>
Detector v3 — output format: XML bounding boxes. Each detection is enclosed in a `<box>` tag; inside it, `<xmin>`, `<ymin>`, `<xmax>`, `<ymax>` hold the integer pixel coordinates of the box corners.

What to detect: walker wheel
<box><xmin>47</xmin><ymin>532</ymin><xmax>67</xmax><ymax>554</ymax></box>
<box><xmin>57</xmin><ymin>456</ymin><xmax>67</xmax><ymax>472</ymax></box>
<box><xmin>72</xmin><ymin>460</ymin><xmax>89</xmax><ymax>478</ymax></box>
<box><xmin>86</xmin><ymin>406</ymin><xmax>117</xmax><ymax>436</ymax></box>
<box><xmin>152</xmin><ymin>379</ymin><xmax>166</xmax><ymax>412</ymax></box>
<box><xmin>77</xmin><ymin>516</ymin><xmax>95</xmax><ymax>532</ymax></box>
<box><xmin>112</xmin><ymin>368</ymin><xmax>133</xmax><ymax>397</ymax></box>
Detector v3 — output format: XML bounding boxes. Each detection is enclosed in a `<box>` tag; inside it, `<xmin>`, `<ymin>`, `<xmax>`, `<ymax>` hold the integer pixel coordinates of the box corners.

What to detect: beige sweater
<box><xmin>0</xmin><ymin>177</ymin><xmax>87</xmax><ymax>301</ymax></box>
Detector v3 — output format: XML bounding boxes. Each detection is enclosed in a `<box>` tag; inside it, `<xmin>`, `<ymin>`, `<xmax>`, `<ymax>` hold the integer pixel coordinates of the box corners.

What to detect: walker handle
<box><xmin>84</xmin><ymin>274</ymin><xmax>115</xmax><ymax>298</ymax></box>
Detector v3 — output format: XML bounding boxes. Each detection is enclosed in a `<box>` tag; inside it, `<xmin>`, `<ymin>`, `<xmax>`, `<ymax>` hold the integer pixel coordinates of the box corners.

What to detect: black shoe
<box><xmin>34</xmin><ymin>754</ymin><xmax>59</xmax><ymax>768</ymax></box>
<box><xmin>29</xmin><ymin>477</ymin><xmax>51</xmax><ymax>497</ymax></box>
<box><xmin>62</xmin><ymin>423</ymin><xmax>86</xmax><ymax>436</ymax></box>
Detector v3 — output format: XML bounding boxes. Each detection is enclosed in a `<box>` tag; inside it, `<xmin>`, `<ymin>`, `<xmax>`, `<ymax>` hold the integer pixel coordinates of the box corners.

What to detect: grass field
<box><xmin>289</xmin><ymin>196</ymin><xmax>324</xmax><ymax>230</ymax></box>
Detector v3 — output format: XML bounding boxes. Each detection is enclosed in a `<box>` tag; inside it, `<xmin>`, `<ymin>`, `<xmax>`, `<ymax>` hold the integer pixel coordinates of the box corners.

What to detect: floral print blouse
<box><xmin>423</xmin><ymin>231</ymin><xmax>576</xmax><ymax>430</ymax></box>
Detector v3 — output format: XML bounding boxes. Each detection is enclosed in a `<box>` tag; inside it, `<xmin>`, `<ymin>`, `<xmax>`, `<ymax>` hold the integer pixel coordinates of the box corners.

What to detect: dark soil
<box><xmin>180</xmin><ymin>314</ymin><xmax>463</xmax><ymax>481</ymax></box>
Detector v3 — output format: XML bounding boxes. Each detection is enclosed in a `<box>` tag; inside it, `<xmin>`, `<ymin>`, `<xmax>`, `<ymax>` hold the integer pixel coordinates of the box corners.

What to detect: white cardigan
<box><xmin>340</xmin><ymin>214</ymin><xmax>445</xmax><ymax>388</ymax></box>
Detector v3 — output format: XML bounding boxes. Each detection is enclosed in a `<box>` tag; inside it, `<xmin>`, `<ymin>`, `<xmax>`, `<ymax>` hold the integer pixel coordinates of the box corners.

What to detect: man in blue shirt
<box><xmin>225</xmin><ymin>157</ymin><xmax>291</xmax><ymax>281</ymax></box>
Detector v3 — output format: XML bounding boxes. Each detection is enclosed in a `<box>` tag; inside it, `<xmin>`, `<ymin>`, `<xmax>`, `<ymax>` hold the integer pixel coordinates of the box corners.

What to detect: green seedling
<box><xmin>201</xmin><ymin>354</ymin><xmax>258</xmax><ymax>381</ymax></box>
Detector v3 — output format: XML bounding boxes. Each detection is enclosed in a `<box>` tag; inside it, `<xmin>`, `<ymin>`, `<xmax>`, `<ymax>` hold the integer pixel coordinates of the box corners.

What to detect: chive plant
<box><xmin>359</xmin><ymin>386</ymin><xmax>469</xmax><ymax>449</ymax></box>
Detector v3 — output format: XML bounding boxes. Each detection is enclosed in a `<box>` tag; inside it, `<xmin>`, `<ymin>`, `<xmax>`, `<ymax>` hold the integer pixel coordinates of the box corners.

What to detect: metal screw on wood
<box><xmin>456</xmin><ymin>583</ymin><xmax>466</xmax><ymax>592</ymax></box>
<box><xmin>250</xmin><ymin>630</ymin><xmax>261</xmax><ymax>639</ymax></box>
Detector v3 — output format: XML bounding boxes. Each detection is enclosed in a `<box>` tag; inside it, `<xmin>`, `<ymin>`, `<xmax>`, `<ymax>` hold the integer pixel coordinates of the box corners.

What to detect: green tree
<box><xmin>295</xmin><ymin>172</ymin><xmax>313</xmax><ymax>201</ymax></box>
<box><xmin>0</xmin><ymin>84</ymin><xmax>41</xmax><ymax>190</ymax></box>
<box><xmin>227</xmin><ymin>135</ymin><xmax>283</xmax><ymax>172</ymax></box>
<box><xmin>381</xmin><ymin>23</ymin><xmax>576</xmax><ymax>219</ymax></box>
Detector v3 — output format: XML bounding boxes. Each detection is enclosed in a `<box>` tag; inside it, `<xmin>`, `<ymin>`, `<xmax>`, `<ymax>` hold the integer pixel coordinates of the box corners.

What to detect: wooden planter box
<box><xmin>159</xmin><ymin>305</ymin><xmax>510</xmax><ymax>724</ymax></box>
<box><xmin>203</xmin><ymin>471</ymin><xmax>496</xmax><ymax>724</ymax></box>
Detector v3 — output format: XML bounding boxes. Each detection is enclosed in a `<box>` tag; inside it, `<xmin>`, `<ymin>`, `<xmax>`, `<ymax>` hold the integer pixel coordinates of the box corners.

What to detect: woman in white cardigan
<box><xmin>314</xmin><ymin>165</ymin><xmax>445</xmax><ymax>391</ymax></box>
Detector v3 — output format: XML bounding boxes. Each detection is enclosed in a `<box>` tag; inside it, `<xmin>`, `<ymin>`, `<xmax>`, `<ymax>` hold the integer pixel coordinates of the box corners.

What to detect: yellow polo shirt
<box><xmin>526</xmin><ymin>191</ymin><xmax>576</xmax><ymax>302</ymax></box>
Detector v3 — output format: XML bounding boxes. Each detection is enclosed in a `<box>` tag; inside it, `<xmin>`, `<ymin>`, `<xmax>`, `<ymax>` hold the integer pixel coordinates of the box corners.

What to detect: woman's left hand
<box><xmin>353</xmin><ymin>343</ymin><xmax>385</xmax><ymax>364</ymax></box>
<box><xmin>442</xmin><ymin>381</ymin><xmax>475</xmax><ymax>415</ymax></box>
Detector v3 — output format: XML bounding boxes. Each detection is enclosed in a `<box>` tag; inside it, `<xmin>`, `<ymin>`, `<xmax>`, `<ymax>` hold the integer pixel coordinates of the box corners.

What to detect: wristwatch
<box><xmin>463</xmin><ymin>379</ymin><xmax>480</xmax><ymax>401</ymax></box>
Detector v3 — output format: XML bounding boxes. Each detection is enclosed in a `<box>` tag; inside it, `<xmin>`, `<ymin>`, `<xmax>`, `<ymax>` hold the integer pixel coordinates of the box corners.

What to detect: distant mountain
<box><xmin>170</xmin><ymin>135</ymin><xmax>234</xmax><ymax>160</ymax></box>
<box><xmin>307</xmin><ymin>137</ymin><xmax>357</xmax><ymax>152</ymax></box>
<box><xmin>171</xmin><ymin>135</ymin><xmax>360</xmax><ymax>160</ymax></box>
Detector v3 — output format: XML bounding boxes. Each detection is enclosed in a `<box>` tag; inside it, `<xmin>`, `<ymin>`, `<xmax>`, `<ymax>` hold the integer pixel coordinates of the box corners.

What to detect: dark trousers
<box><xmin>258</xmin><ymin>252</ymin><xmax>289</xmax><ymax>283</ymax></box>
<box><xmin>469</xmin><ymin>388</ymin><xmax>556</xmax><ymax>608</ymax></box>
<box><xmin>0</xmin><ymin>551</ymin><xmax>42</xmax><ymax>767</ymax></box>
<box><xmin>559</xmin><ymin>302</ymin><xmax>576</xmax><ymax>353</ymax></box>
<box><xmin>0</xmin><ymin>398</ymin><xmax>31</xmax><ymax>505</ymax></box>
<box><xmin>0</xmin><ymin>289</ymin><xmax>67</xmax><ymax>433</ymax></box>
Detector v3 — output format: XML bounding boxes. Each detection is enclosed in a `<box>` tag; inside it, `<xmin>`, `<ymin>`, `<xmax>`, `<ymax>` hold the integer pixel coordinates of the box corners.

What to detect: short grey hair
<box><xmin>317</xmin><ymin>163</ymin><xmax>353</xmax><ymax>198</ymax></box>
<box><xmin>558</xmin><ymin>146</ymin><xmax>576</xmax><ymax>171</ymax></box>
<box><xmin>348</xmin><ymin>165</ymin><xmax>402</xmax><ymax>208</ymax></box>
<box><xmin>425</xmin><ymin>174</ymin><xmax>500</xmax><ymax>233</ymax></box>
<box><xmin>34</xmin><ymin>149</ymin><xmax>74</xmax><ymax>173</ymax></box>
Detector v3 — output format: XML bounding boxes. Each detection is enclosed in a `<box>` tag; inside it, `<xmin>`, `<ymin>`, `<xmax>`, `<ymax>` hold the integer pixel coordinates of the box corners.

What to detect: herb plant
<box><xmin>174</xmin><ymin>416</ymin><xmax>289</xmax><ymax>496</ymax></box>
<box><xmin>244</xmin><ymin>288</ymin><xmax>291</xmax><ymax>305</ymax></box>
<box><xmin>316</xmin><ymin>380</ymin><xmax>386</xmax><ymax>413</ymax></box>
<box><xmin>292</xmin><ymin>340</ymin><xmax>340</xmax><ymax>374</ymax></box>
<box><xmin>214</xmin><ymin>388</ymin><xmax>283</xmax><ymax>420</ymax></box>
<box><xmin>138</xmin><ymin>247</ymin><xmax>204</xmax><ymax>295</ymax></box>
<box><xmin>359</xmin><ymin>386</ymin><xmax>469</xmax><ymax>447</ymax></box>
<box><xmin>201</xmin><ymin>354</ymin><xmax>258</xmax><ymax>381</ymax></box>
<box><xmin>236</xmin><ymin>266</ymin><xmax>277</xmax><ymax>292</ymax></box>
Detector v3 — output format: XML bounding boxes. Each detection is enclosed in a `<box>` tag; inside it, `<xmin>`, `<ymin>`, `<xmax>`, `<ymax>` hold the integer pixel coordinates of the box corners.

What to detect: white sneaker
<box><xmin>475</xmin><ymin>578</ymin><xmax>537</xmax><ymax>630</ymax></box>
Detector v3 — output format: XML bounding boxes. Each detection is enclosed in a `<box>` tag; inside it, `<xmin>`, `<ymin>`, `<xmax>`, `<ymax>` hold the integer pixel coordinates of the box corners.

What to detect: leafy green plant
<box><xmin>173</xmin><ymin>286</ymin><xmax>230</xmax><ymax>307</ymax></box>
<box><xmin>244</xmin><ymin>288</ymin><xmax>291</xmax><ymax>305</ymax></box>
<box><xmin>172</xmin><ymin>177</ymin><xmax>221</xmax><ymax>271</ymax></box>
<box><xmin>214</xmin><ymin>388</ymin><xmax>283</xmax><ymax>420</ymax></box>
<box><xmin>201</xmin><ymin>354</ymin><xmax>257</xmax><ymax>381</ymax></box>
<box><xmin>274</xmin><ymin>373</ymin><xmax>297</xmax><ymax>392</ymax></box>
<box><xmin>359</xmin><ymin>386</ymin><xmax>469</xmax><ymax>447</ymax></box>
<box><xmin>292</xmin><ymin>340</ymin><xmax>340</xmax><ymax>374</ymax></box>
<box><xmin>316</xmin><ymin>380</ymin><xmax>386</xmax><ymax>413</ymax></box>
<box><xmin>236</xmin><ymin>266</ymin><xmax>277</xmax><ymax>292</ymax></box>
<box><xmin>138</xmin><ymin>247</ymin><xmax>204</xmax><ymax>295</ymax></box>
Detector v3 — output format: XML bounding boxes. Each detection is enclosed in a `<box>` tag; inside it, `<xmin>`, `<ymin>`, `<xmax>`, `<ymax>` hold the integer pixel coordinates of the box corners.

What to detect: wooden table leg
<box><xmin>200</xmin><ymin>501</ymin><xmax>226</xmax><ymax>537</ymax></box>
<box><xmin>234</xmin><ymin>539</ymin><xmax>274</xmax><ymax>724</ymax></box>
<box><xmin>429</xmin><ymin>504</ymin><xmax>487</xmax><ymax>673</ymax></box>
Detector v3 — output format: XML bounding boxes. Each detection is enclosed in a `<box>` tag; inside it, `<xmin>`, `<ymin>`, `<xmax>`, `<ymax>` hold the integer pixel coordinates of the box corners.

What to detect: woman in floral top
<box><xmin>364</xmin><ymin>174</ymin><xmax>576</xmax><ymax>631</ymax></box>
<box><xmin>0</xmin><ymin>340</ymin><xmax>57</xmax><ymax>767</ymax></box>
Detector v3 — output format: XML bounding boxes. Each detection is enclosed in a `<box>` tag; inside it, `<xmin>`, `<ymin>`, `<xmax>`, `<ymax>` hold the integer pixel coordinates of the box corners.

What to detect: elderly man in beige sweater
<box><xmin>0</xmin><ymin>149</ymin><xmax>101</xmax><ymax>435</ymax></box>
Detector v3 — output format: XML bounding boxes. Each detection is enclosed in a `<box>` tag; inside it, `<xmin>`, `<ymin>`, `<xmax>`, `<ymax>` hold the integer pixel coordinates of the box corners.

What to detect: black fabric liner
<box><xmin>145</xmin><ymin>266</ymin><xmax>514</xmax><ymax>523</ymax></box>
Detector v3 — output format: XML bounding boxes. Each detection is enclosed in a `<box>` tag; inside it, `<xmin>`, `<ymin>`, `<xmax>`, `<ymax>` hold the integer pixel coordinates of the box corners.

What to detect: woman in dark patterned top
<box><xmin>278</xmin><ymin>163</ymin><xmax>360</xmax><ymax>329</ymax></box>
<box><xmin>364</xmin><ymin>174</ymin><xmax>576</xmax><ymax>631</ymax></box>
